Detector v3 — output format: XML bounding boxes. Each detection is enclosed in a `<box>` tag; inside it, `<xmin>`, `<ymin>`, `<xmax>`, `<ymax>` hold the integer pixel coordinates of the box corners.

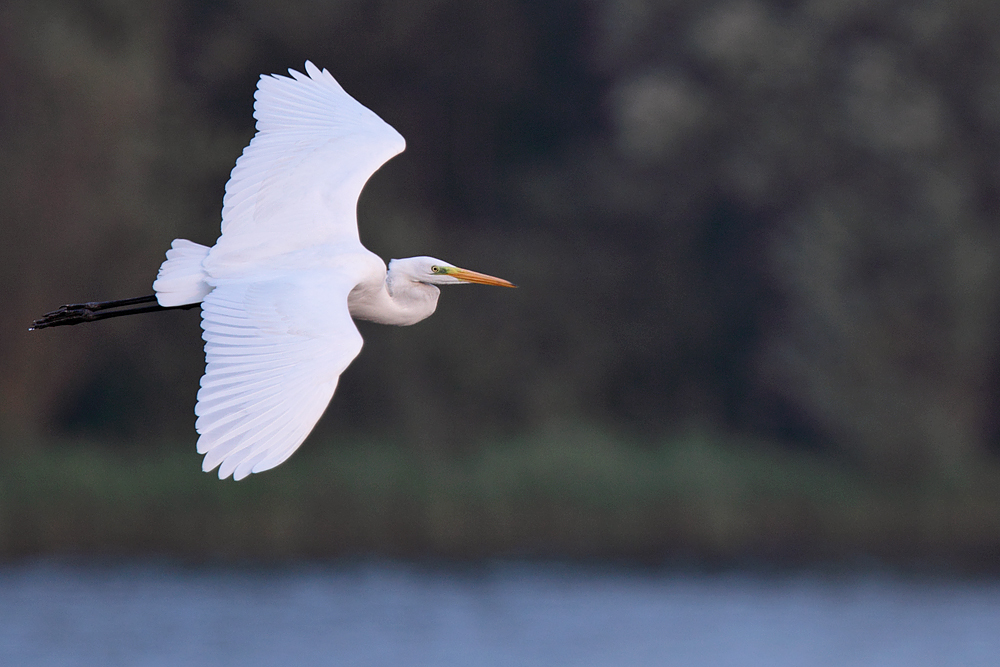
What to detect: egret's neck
<box><xmin>348</xmin><ymin>272</ymin><xmax>440</xmax><ymax>326</ymax></box>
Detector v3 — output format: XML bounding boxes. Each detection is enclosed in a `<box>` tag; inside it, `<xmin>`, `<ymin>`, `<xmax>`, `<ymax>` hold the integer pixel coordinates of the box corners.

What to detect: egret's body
<box><xmin>32</xmin><ymin>62</ymin><xmax>514</xmax><ymax>480</ymax></box>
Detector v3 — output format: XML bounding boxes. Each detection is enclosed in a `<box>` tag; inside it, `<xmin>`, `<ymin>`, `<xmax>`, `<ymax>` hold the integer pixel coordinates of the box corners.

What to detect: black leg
<box><xmin>30</xmin><ymin>295</ymin><xmax>199</xmax><ymax>330</ymax></box>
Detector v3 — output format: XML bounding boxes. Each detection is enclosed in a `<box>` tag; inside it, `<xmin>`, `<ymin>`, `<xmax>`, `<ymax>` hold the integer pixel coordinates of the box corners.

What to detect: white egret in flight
<box><xmin>31</xmin><ymin>61</ymin><xmax>515</xmax><ymax>480</ymax></box>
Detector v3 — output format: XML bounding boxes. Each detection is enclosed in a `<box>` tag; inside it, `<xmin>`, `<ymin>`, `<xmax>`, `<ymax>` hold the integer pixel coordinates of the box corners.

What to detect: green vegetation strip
<box><xmin>3</xmin><ymin>430</ymin><xmax>1000</xmax><ymax>567</ymax></box>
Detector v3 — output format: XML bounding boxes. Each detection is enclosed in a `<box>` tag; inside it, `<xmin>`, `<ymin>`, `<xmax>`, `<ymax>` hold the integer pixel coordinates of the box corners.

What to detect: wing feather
<box><xmin>205</xmin><ymin>61</ymin><xmax>405</xmax><ymax>269</ymax></box>
<box><xmin>196</xmin><ymin>274</ymin><xmax>363</xmax><ymax>480</ymax></box>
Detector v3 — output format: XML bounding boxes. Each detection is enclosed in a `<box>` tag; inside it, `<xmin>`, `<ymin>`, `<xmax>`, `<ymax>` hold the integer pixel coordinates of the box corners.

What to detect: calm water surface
<box><xmin>0</xmin><ymin>560</ymin><xmax>997</xmax><ymax>666</ymax></box>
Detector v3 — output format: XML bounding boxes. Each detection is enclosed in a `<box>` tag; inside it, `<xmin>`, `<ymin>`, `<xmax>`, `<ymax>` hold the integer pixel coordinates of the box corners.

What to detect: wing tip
<box><xmin>252</xmin><ymin>60</ymin><xmax>361</xmax><ymax>130</ymax></box>
<box><xmin>199</xmin><ymin>451</ymin><xmax>250</xmax><ymax>482</ymax></box>
<box><xmin>259</xmin><ymin>60</ymin><xmax>341</xmax><ymax>89</ymax></box>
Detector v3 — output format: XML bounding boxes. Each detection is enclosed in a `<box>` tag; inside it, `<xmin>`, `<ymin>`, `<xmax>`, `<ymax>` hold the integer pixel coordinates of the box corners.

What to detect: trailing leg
<box><xmin>30</xmin><ymin>295</ymin><xmax>198</xmax><ymax>330</ymax></box>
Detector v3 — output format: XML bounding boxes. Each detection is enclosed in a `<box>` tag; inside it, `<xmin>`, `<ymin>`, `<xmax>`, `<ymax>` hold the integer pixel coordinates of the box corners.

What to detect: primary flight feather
<box><xmin>31</xmin><ymin>61</ymin><xmax>516</xmax><ymax>480</ymax></box>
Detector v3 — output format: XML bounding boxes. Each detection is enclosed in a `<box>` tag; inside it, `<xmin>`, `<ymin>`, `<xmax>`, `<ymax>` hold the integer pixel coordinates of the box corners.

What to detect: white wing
<box><xmin>207</xmin><ymin>61</ymin><xmax>406</xmax><ymax>267</ymax></box>
<box><xmin>195</xmin><ymin>270</ymin><xmax>364</xmax><ymax>480</ymax></box>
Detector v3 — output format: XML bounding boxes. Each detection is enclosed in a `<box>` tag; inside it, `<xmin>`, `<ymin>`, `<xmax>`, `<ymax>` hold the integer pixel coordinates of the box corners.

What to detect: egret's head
<box><xmin>389</xmin><ymin>256</ymin><xmax>516</xmax><ymax>288</ymax></box>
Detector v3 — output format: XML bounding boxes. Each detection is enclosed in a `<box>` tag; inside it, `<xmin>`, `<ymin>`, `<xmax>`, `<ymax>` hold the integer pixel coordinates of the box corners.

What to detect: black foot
<box><xmin>30</xmin><ymin>295</ymin><xmax>194</xmax><ymax>330</ymax></box>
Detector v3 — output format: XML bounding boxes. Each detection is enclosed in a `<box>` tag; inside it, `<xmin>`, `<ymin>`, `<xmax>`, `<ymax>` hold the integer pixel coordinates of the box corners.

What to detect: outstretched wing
<box><xmin>207</xmin><ymin>61</ymin><xmax>406</xmax><ymax>267</ymax></box>
<box><xmin>195</xmin><ymin>271</ymin><xmax>363</xmax><ymax>480</ymax></box>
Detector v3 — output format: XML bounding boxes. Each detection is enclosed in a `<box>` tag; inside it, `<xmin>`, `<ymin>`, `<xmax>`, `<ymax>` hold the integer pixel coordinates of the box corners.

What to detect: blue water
<box><xmin>0</xmin><ymin>560</ymin><xmax>998</xmax><ymax>666</ymax></box>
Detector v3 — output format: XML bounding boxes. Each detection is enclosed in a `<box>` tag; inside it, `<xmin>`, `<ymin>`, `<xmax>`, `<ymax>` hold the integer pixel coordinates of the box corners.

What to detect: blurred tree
<box><xmin>588</xmin><ymin>0</ymin><xmax>1000</xmax><ymax>472</ymax></box>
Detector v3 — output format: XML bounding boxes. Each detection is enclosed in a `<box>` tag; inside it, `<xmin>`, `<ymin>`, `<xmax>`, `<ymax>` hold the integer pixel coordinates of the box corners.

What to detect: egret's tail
<box><xmin>153</xmin><ymin>239</ymin><xmax>212</xmax><ymax>307</ymax></box>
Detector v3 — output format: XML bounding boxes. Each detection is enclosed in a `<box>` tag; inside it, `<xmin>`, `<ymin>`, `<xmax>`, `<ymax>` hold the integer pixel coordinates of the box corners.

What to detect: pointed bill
<box><xmin>448</xmin><ymin>267</ymin><xmax>517</xmax><ymax>288</ymax></box>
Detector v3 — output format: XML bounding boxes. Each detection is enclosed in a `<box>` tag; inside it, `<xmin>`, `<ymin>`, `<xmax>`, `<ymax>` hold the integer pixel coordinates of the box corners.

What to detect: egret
<box><xmin>31</xmin><ymin>61</ymin><xmax>516</xmax><ymax>480</ymax></box>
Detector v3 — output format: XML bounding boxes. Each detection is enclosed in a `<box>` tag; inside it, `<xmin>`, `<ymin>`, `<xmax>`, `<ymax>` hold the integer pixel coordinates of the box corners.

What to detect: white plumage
<box><xmin>195</xmin><ymin>276</ymin><xmax>362</xmax><ymax>480</ymax></box>
<box><xmin>149</xmin><ymin>62</ymin><xmax>514</xmax><ymax>480</ymax></box>
<box><xmin>153</xmin><ymin>239</ymin><xmax>212</xmax><ymax>307</ymax></box>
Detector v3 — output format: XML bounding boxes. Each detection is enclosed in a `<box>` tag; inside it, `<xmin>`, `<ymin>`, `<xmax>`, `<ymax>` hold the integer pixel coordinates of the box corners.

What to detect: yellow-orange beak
<box><xmin>449</xmin><ymin>267</ymin><xmax>517</xmax><ymax>288</ymax></box>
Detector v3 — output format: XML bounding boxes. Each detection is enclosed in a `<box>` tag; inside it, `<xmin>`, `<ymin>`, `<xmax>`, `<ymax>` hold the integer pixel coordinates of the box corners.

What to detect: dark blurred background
<box><xmin>4</xmin><ymin>0</ymin><xmax>1000</xmax><ymax>565</ymax></box>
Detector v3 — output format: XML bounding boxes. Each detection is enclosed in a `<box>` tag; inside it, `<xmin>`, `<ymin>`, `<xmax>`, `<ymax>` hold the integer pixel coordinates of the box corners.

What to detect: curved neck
<box><xmin>348</xmin><ymin>274</ymin><xmax>440</xmax><ymax>326</ymax></box>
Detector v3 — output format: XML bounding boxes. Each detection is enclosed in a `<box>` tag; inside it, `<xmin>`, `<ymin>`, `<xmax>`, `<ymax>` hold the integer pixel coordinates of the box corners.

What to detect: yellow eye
<box><xmin>431</xmin><ymin>266</ymin><xmax>441</xmax><ymax>273</ymax></box>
